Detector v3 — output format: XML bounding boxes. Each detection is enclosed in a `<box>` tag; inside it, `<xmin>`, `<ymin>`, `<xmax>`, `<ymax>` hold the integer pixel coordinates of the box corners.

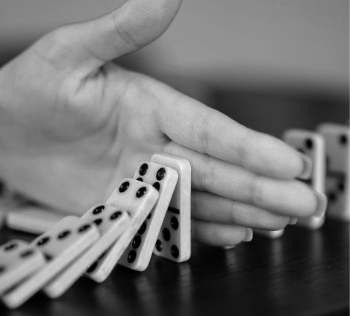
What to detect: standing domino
<box><xmin>0</xmin><ymin>240</ymin><xmax>45</xmax><ymax>296</ymax></box>
<box><xmin>318</xmin><ymin>123</ymin><xmax>349</xmax><ymax>222</ymax></box>
<box><xmin>151</xmin><ymin>153</ymin><xmax>191</xmax><ymax>262</ymax></box>
<box><xmin>44</xmin><ymin>205</ymin><xmax>130</xmax><ymax>298</ymax></box>
<box><xmin>85</xmin><ymin>179</ymin><xmax>159</xmax><ymax>282</ymax></box>
<box><xmin>283</xmin><ymin>129</ymin><xmax>326</xmax><ymax>229</ymax></box>
<box><xmin>2</xmin><ymin>216</ymin><xmax>99</xmax><ymax>308</ymax></box>
<box><xmin>118</xmin><ymin>161</ymin><xmax>178</xmax><ymax>271</ymax></box>
<box><xmin>0</xmin><ymin>199</ymin><xmax>20</xmax><ymax>229</ymax></box>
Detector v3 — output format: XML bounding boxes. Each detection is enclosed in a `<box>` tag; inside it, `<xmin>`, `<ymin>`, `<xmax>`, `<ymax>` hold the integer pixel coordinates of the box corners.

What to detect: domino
<box><xmin>0</xmin><ymin>199</ymin><xmax>18</xmax><ymax>229</ymax></box>
<box><xmin>0</xmin><ymin>204</ymin><xmax>7</xmax><ymax>229</ymax></box>
<box><xmin>151</xmin><ymin>153</ymin><xmax>191</xmax><ymax>262</ymax></box>
<box><xmin>44</xmin><ymin>205</ymin><xmax>130</xmax><ymax>298</ymax></box>
<box><xmin>2</xmin><ymin>216</ymin><xmax>99</xmax><ymax>308</ymax></box>
<box><xmin>254</xmin><ymin>229</ymin><xmax>284</xmax><ymax>239</ymax></box>
<box><xmin>0</xmin><ymin>182</ymin><xmax>26</xmax><ymax>229</ymax></box>
<box><xmin>118</xmin><ymin>161</ymin><xmax>178</xmax><ymax>271</ymax></box>
<box><xmin>283</xmin><ymin>129</ymin><xmax>326</xmax><ymax>229</ymax></box>
<box><xmin>318</xmin><ymin>123</ymin><xmax>349</xmax><ymax>222</ymax></box>
<box><xmin>6</xmin><ymin>205</ymin><xmax>66</xmax><ymax>234</ymax></box>
<box><xmin>0</xmin><ymin>179</ymin><xmax>9</xmax><ymax>228</ymax></box>
<box><xmin>0</xmin><ymin>240</ymin><xmax>45</xmax><ymax>296</ymax></box>
<box><xmin>85</xmin><ymin>179</ymin><xmax>159</xmax><ymax>281</ymax></box>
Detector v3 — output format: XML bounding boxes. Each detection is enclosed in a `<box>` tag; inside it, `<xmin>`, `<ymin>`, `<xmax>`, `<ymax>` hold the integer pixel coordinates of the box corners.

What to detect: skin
<box><xmin>0</xmin><ymin>0</ymin><xmax>326</xmax><ymax>246</ymax></box>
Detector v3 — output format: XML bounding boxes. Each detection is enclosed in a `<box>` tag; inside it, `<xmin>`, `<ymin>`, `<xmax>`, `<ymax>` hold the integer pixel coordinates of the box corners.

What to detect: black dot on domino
<box><xmin>93</xmin><ymin>205</ymin><xmax>105</xmax><ymax>215</ymax></box>
<box><xmin>327</xmin><ymin>192</ymin><xmax>337</xmax><ymax>202</ymax></box>
<box><xmin>152</xmin><ymin>182</ymin><xmax>160</xmax><ymax>191</ymax></box>
<box><xmin>162</xmin><ymin>228</ymin><xmax>171</xmax><ymax>241</ymax></box>
<box><xmin>20</xmin><ymin>250</ymin><xmax>34</xmax><ymax>258</ymax></box>
<box><xmin>171</xmin><ymin>217</ymin><xmax>179</xmax><ymax>230</ymax></box>
<box><xmin>58</xmin><ymin>230</ymin><xmax>71</xmax><ymax>239</ymax></box>
<box><xmin>0</xmin><ymin>180</ymin><xmax>4</xmax><ymax>197</ymax></box>
<box><xmin>132</xmin><ymin>236</ymin><xmax>141</xmax><ymax>249</ymax></box>
<box><xmin>156</xmin><ymin>240</ymin><xmax>163</xmax><ymax>252</ymax></box>
<box><xmin>136</xmin><ymin>177</ymin><xmax>143</xmax><ymax>182</ymax></box>
<box><xmin>45</xmin><ymin>254</ymin><xmax>53</xmax><ymax>261</ymax></box>
<box><xmin>37</xmin><ymin>237</ymin><xmax>50</xmax><ymax>247</ymax></box>
<box><xmin>156</xmin><ymin>168</ymin><xmax>166</xmax><ymax>181</ymax></box>
<box><xmin>138</xmin><ymin>222</ymin><xmax>147</xmax><ymax>234</ymax></box>
<box><xmin>78</xmin><ymin>225</ymin><xmax>91</xmax><ymax>233</ymax></box>
<box><xmin>127</xmin><ymin>250</ymin><xmax>137</xmax><ymax>263</ymax></box>
<box><xmin>93</xmin><ymin>219</ymin><xmax>103</xmax><ymax>226</ymax></box>
<box><xmin>305</xmin><ymin>138</ymin><xmax>313</xmax><ymax>150</ymax></box>
<box><xmin>86</xmin><ymin>261</ymin><xmax>98</xmax><ymax>274</ymax></box>
<box><xmin>338</xmin><ymin>181</ymin><xmax>344</xmax><ymax>192</ymax></box>
<box><xmin>171</xmin><ymin>245</ymin><xmax>179</xmax><ymax>259</ymax></box>
<box><xmin>4</xmin><ymin>242</ymin><xmax>18</xmax><ymax>251</ymax></box>
<box><xmin>110</xmin><ymin>211</ymin><xmax>122</xmax><ymax>220</ymax></box>
<box><xmin>339</xmin><ymin>134</ymin><xmax>348</xmax><ymax>146</ymax></box>
<box><xmin>136</xmin><ymin>187</ymin><xmax>147</xmax><ymax>198</ymax></box>
<box><xmin>119</xmin><ymin>181</ymin><xmax>130</xmax><ymax>193</ymax></box>
<box><xmin>139</xmin><ymin>163</ymin><xmax>148</xmax><ymax>176</ymax></box>
<box><xmin>0</xmin><ymin>266</ymin><xmax>5</xmax><ymax>274</ymax></box>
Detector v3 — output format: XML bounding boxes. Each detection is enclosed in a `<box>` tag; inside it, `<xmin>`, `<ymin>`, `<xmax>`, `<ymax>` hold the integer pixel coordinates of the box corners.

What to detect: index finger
<box><xmin>155</xmin><ymin>85</ymin><xmax>312</xmax><ymax>180</ymax></box>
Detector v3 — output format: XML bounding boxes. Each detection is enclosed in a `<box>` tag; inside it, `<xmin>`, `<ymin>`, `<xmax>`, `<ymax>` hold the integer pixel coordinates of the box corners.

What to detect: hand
<box><xmin>0</xmin><ymin>0</ymin><xmax>326</xmax><ymax>246</ymax></box>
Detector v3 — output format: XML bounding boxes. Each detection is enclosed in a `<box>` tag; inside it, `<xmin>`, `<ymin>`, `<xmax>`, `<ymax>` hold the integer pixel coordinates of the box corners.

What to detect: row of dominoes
<box><xmin>255</xmin><ymin>122</ymin><xmax>349</xmax><ymax>238</ymax></box>
<box><xmin>0</xmin><ymin>153</ymin><xmax>191</xmax><ymax>308</ymax></box>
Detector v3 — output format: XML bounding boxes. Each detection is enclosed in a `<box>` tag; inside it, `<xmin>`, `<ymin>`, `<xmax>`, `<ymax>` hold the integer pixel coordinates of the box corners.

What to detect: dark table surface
<box><xmin>0</xmin><ymin>219</ymin><xmax>348</xmax><ymax>316</ymax></box>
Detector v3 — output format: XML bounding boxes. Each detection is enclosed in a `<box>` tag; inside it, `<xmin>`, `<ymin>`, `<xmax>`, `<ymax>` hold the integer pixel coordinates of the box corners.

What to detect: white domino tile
<box><xmin>2</xmin><ymin>216</ymin><xmax>99</xmax><ymax>308</ymax></box>
<box><xmin>84</xmin><ymin>179</ymin><xmax>159</xmax><ymax>282</ymax></box>
<box><xmin>318</xmin><ymin>123</ymin><xmax>349</xmax><ymax>222</ymax></box>
<box><xmin>151</xmin><ymin>153</ymin><xmax>191</xmax><ymax>262</ymax></box>
<box><xmin>117</xmin><ymin>161</ymin><xmax>178</xmax><ymax>271</ymax></box>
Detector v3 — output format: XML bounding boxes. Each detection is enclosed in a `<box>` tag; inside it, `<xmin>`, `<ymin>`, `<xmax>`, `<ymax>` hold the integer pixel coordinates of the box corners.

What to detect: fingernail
<box><xmin>288</xmin><ymin>217</ymin><xmax>298</xmax><ymax>225</ymax></box>
<box><xmin>223</xmin><ymin>246</ymin><xmax>235</xmax><ymax>250</ymax></box>
<box><xmin>313</xmin><ymin>191</ymin><xmax>328</xmax><ymax>217</ymax></box>
<box><xmin>242</xmin><ymin>228</ymin><xmax>253</xmax><ymax>242</ymax></box>
<box><xmin>298</xmin><ymin>154</ymin><xmax>313</xmax><ymax>180</ymax></box>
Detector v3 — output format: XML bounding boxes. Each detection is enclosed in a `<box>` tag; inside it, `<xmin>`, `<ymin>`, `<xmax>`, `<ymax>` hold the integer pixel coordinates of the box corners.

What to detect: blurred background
<box><xmin>0</xmin><ymin>0</ymin><xmax>348</xmax><ymax>137</ymax></box>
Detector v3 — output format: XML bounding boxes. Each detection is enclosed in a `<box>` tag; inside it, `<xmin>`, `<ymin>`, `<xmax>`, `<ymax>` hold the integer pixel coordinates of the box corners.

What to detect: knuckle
<box><xmin>189</xmin><ymin>110</ymin><xmax>217</xmax><ymax>154</ymax></box>
<box><xmin>110</xmin><ymin>12</ymin><xmax>139</xmax><ymax>50</ymax></box>
<box><xmin>228</xmin><ymin>201</ymin><xmax>239</xmax><ymax>225</ymax></box>
<box><xmin>237</xmin><ymin>128</ymin><xmax>254</xmax><ymax>168</ymax></box>
<box><xmin>196</xmin><ymin>155</ymin><xmax>216</xmax><ymax>191</ymax></box>
<box><xmin>190</xmin><ymin>190</ymin><xmax>199</xmax><ymax>218</ymax></box>
<box><xmin>33</xmin><ymin>26</ymin><xmax>75</xmax><ymax>68</ymax></box>
<box><xmin>47</xmin><ymin>26</ymin><xmax>71</xmax><ymax>52</ymax></box>
<box><xmin>250</xmin><ymin>175</ymin><xmax>264</xmax><ymax>207</ymax></box>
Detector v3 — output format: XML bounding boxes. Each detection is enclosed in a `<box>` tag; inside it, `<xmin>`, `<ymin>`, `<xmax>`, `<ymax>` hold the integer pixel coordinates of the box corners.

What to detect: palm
<box><xmin>75</xmin><ymin>63</ymin><xmax>172</xmax><ymax>204</ymax></box>
<box><xmin>0</xmin><ymin>53</ymin><xmax>173</xmax><ymax>213</ymax></box>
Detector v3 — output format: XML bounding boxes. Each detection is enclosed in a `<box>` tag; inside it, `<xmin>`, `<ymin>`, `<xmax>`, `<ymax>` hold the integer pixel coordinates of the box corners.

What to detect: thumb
<box><xmin>34</xmin><ymin>0</ymin><xmax>182</xmax><ymax>72</ymax></box>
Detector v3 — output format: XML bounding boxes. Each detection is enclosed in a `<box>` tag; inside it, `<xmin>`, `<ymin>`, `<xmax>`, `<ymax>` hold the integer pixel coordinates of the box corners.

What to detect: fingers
<box><xmin>155</xmin><ymin>86</ymin><xmax>312</xmax><ymax>180</ymax></box>
<box><xmin>33</xmin><ymin>0</ymin><xmax>182</xmax><ymax>72</ymax></box>
<box><xmin>192</xmin><ymin>219</ymin><xmax>253</xmax><ymax>247</ymax></box>
<box><xmin>165</xmin><ymin>142</ymin><xmax>326</xmax><ymax>218</ymax></box>
<box><xmin>191</xmin><ymin>190</ymin><xmax>290</xmax><ymax>230</ymax></box>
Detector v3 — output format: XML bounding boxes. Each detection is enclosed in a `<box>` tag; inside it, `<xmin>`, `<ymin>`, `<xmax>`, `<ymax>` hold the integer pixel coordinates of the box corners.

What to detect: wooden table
<box><xmin>0</xmin><ymin>219</ymin><xmax>348</xmax><ymax>316</ymax></box>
